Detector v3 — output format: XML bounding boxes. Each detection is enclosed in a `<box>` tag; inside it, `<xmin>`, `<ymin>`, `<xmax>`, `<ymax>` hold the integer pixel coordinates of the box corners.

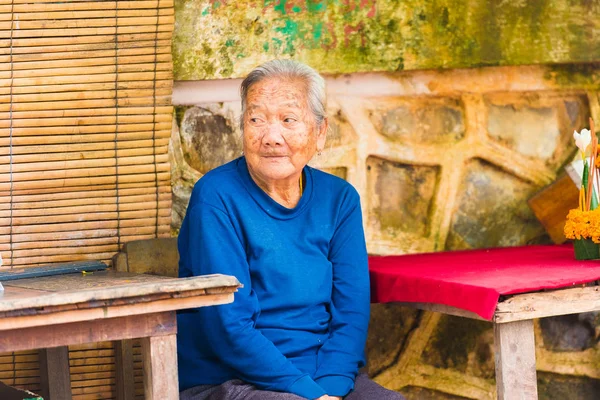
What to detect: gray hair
<box><xmin>239</xmin><ymin>59</ymin><xmax>327</xmax><ymax>132</ymax></box>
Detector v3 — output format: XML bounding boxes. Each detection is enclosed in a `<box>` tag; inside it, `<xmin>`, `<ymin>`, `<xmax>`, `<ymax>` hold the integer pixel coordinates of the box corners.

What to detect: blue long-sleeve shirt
<box><xmin>177</xmin><ymin>157</ymin><xmax>370</xmax><ymax>399</ymax></box>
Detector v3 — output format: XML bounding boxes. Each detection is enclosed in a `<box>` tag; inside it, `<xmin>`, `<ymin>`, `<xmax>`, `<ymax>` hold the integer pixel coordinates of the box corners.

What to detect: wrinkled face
<box><xmin>243</xmin><ymin>77</ymin><xmax>327</xmax><ymax>186</ymax></box>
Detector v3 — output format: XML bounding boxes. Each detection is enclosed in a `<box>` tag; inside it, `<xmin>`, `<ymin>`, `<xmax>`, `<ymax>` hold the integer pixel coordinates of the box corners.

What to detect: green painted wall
<box><xmin>173</xmin><ymin>0</ymin><xmax>600</xmax><ymax>80</ymax></box>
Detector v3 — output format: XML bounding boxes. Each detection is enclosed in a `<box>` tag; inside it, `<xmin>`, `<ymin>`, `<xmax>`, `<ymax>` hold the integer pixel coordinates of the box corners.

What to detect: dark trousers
<box><xmin>180</xmin><ymin>373</ymin><xmax>406</xmax><ymax>400</ymax></box>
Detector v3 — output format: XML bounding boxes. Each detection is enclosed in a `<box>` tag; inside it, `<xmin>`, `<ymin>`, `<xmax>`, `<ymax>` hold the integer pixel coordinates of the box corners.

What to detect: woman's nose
<box><xmin>262</xmin><ymin>123</ymin><xmax>284</xmax><ymax>146</ymax></box>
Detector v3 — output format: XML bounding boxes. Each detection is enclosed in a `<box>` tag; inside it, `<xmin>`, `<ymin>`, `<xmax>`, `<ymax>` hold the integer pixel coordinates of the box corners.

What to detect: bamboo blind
<box><xmin>0</xmin><ymin>0</ymin><xmax>174</xmax><ymax>398</ymax></box>
<box><xmin>0</xmin><ymin>0</ymin><xmax>174</xmax><ymax>269</ymax></box>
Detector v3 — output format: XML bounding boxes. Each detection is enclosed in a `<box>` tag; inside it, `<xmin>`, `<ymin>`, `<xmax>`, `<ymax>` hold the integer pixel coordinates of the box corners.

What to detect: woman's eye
<box><xmin>284</xmin><ymin>118</ymin><xmax>297</xmax><ymax>123</ymax></box>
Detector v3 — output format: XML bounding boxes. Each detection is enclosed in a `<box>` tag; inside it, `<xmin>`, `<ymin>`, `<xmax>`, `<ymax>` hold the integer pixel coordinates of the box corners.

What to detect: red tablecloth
<box><xmin>369</xmin><ymin>244</ymin><xmax>600</xmax><ymax>320</ymax></box>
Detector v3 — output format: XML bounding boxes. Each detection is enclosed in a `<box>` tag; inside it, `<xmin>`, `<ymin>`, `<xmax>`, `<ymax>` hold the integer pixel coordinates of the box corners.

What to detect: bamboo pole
<box><xmin>0</xmin><ymin>106</ymin><xmax>173</xmax><ymax>120</ymax></box>
<box><xmin>0</xmin><ymin>195</ymin><xmax>171</xmax><ymax>212</ymax></box>
<box><xmin>3</xmin><ymin>252</ymin><xmax>122</xmax><ymax>267</ymax></box>
<box><xmin>0</xmin><ymin>132</ymin><xmax>171</xmax><ymax>147</ymax></box>
<box><xmin>10</xmin><ymin>54</ymin><xmax>172</xmax><ymax>72</ymax></box>
<box><xmin>0</xmin><ymin>71</ymin><xmax>173</xmax><ymax>86</ymax></box>
<box><xmin>0</xmin><ymin>225</ymin><xmax>170</xmax><ymax>242</ymax></box>
<box><xmin>3</xmin><ymin>24</ymin><xmax>173</xmax><ymax>40</ymax></box>
<box><xmin>0</xmin><ymin>196</ymin><xmax>172</xmax><ymax>214</ymax></box>
<box><xmin>0</xmin><ymin>162</ymin><xmax>170</xmax><ymax>182</ymax></box>
<box><xmin>0</xmin><ymin>141</ymin><xmax>169</xmax><ymax>156</ymax></box>
<box><xmin>12</xmin><ymin>8</ymin><xmax>173</xmax><ymax>21</ymax></box>
<box><xmin>0</xmin><ymin>113</ymin><xmax>172</xmax><ymax>128</ymax></box>
<box><xmin>3</xmin><ymin>40</ymin><xmax>171</xmax><ymax>56</ymax></box>
<box><xmin>1</xmin><ymin>62</ymin><xmax>172</xmax><ymax>80</ymax></box>
<box><xmin>1</xmin><ymin>88</ymin><xmax>171</xmax><ymax>104</ymax></box>
<box><xmin>0</xmin><ymin>80</ymin><xmax>170</xmax><ymax>96</ymax></box>
<box><xmin>0</xmin><ymin>194</ymin><xmax>171</xmax><ymax>210</ymax></box>
<box><xmin>2</xmin><ymin>208</ymin><xmax>172</xmax><ymax>226</ymax></box>
<box><xmin>0</xmin><ymin>31</ymin><xmax>173</xmax><ymax>49</ymax></box>
<box><xmin>0</xmin><ymin>121</ymin><xmax>172</xmax><ymax>136</ymax></box>
<box><xmin>0</xmin><ymin>97</ymin><xmax>172</xmax><ymax>112</ymax></box>
<box><xmin>0</xmin><ymin>186</ymin><xmax>171</xmax><ymax>204</ymax></box>
<box><xmin>0</xmin><ymin>15</ymin><xmax>175</xmax><ymax>30</ymax></box>
<box><xmin>0</xmin><ymin>236</ymin><xmax>124</xmax><ymax>251</ymax></box>
<box><xmin>9</xmin><ymin>46</ymin><xmax>171</xmax><ymax>63</ymax></box>
<box><xmin>9</xmin><ymin>244</ymin><xmax>119</xmax><ymax>258</ymax></box>
<box><xmin>0</xmin><ymin>217</ymin><xmax>172</xmax><ymax>235</ymax></box>
<box><xmin>0</xmin><ymin>155</ymin><xmax>169</xmax><ymax>174</ymax></box>
<box><xmin>0</xmin><ymin>146</ymin><xmax>168</xmax><ymax>162</ymax></box>
<box><xmin>1</xmin><ymin>181</ymin><xmax>170</xmax><ymax>197</ymax></box>
<box><xmin>0</xmin><ymin>172</ymin><xmax>170</xmax><ymax>191</ymax></box>
<box><xmin>6</xmin><ymin>0</ymin><xmax>174</xmax><ymax>10</ymax></box>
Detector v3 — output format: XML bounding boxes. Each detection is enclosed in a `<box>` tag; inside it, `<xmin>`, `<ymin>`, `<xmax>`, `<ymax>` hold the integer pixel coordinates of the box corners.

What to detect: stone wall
<box><xmin>172</xmin><ymin>0</ymin><xmax>600</xmax><ymax>80</ymax></box>
<box><xmin>170</xmin><ymin>64</ymin><xmax>600</xmax><ymax>399</ymax></box>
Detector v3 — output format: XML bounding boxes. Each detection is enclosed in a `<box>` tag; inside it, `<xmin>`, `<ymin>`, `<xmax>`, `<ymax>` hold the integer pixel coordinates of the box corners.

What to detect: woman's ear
<box><xmin>316</xmin><ymin>118</ymin><xmax>328</xmax><ymax>152</ymax></box>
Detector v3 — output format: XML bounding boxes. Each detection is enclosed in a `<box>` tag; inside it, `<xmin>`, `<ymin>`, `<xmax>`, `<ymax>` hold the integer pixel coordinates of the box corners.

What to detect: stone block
<box><xmin>445</xmin><ymin>158</ymin><xmax>547</xmax><ymax>250</ymax></box>
<box><xmin>178</xmin><ymin>106</ymin><xmax>242</xmax><ymax>175</ymax></box>
<box><xmin>320</xmin><ymin>167</ymin><xmax>347</xmax><ymax>180</ymax></box>
<box><xmin>366</xmin><ymin>304</ymin><xmax>419</xmax><ymax>375</ymax></box>
<box><xmin>421</xmin><ymin>315</ymin><xmax>494</xmax><ymax>379</ymax></box>
<box><xmin>326</xmin><ymin>108</ymin><xmax>356</xmax><ymax>148</ymax></box>
<box><xmin>367</xmin><ymin>156</ymin><xmax>439</xmax><ymax>238</ymax></box>
<box><xmin>537</xmin><ymin>372</ymin><xmax>600</xmax><ymax>400</ymax></box>
<box><xmin>486</xmin><ymin>94</ymin><xmax>589</xmax><ymax>169</ymax></box>
<box><xmin>402</xmin><ymin>386</ymin><xmax>470</xmax><ymax>400</ymax></box>
<box><xmin>540</xmin><ymin>312</ymin><xmax>599</xmax><ymax>351</ymax></box>
<box><xmin>123</xmin><ymin>238</ymin><xmax>179</xmax><ymax>277</ymax></box>
<box><xmin>369</xmin><ymin>98</ymin><xmax>465</xmax><ymax>144</ymax></box>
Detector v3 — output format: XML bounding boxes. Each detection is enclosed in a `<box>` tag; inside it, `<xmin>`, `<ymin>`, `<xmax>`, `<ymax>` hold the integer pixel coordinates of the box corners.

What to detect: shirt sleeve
<box><xmin>313</xmin><ymin>190</ymin><xmax>370</xmax><ymax>397</ymax></box>
<box><xmin>180</xmin><ymin>202</ymin><xmax>326</xmax><ymax>400</ymax></box>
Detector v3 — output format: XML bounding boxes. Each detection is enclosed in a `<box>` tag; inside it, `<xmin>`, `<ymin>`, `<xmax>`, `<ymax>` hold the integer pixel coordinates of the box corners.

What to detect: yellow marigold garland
<box><xmin>564</xmin><ymin>209</ymin><xmax>600</xmax><ymax>243</ymax></box>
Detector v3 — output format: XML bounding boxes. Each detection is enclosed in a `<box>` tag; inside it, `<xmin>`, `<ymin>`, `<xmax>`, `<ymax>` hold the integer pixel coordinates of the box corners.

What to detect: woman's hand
<box><xmin>316</xmin><ymin>396</ymin><xmax>343</xmax><ymax>400</ymax></box>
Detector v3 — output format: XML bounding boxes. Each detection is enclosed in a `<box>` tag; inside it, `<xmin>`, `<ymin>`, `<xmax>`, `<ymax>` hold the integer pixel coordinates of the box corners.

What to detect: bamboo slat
<box><xmin>0</xmin><ymin>142</ymin><xmax>168</xmax><ymax>157</ymax></box>
<box><xmin>0</xmin><ymin>186</ymin><xmax>170</xmax><ymax>204</ymax></box>
<box><xmin>12</xmin><ymin>8</ymin><xmax>173</xmax><ymax>21</ymax></box>
<box><xmin>1</xmin><ymin>180</ymin><xmax>170</xmax><ymax>197</ymax></box>
<box><xmin>0</xmin><ymin>146</ymin><xmax>168</xmax><ymax>162</ymax></box>
<box><xmin>0</xmin><ymin>15</ymin><xmax>174</xmax><ymax>30</ymax></box>
<box><xmin>9</xmin><ymin>54</ymin><xmax>172</xmax><ymax>72</ymax></box>
<box><xmin>0</xmin><ymin>97</ymin><xmax>171</xmax><ymax>112</ymax></box>
<box><xmin>0</xmin><ymin>200</ymin><xmax>172</xmax><ymax>217</ymax></box>
<box><xmin>1</xmin><ymin>88</ymin><xmax>171</xmax><ymax>105</ymax></box>
<box><xmin>0</xmin><ymin>106</ymin><xmax>173</xmax><ymax>119</ymax></box>
<box><xmin>0</xmin><ymin>71</ymin><xmax>174</xmax><ymax>87</ymax></box>
<box><xmin>0</xmin><ymin>113</ymin><xmax>171</xmax><ymax>128</ymax></box>
<box><xmin>0</xmin><ymin>121</ymin><xmax>171</xmax><ymax>135</ymax></box>
<box><xmin>5</xmin><ymin>0</ymin><xmax>174</xmax><ymax>10</ymax></box>
<box><xmin>0</xmin><ymin>132</ymin><xmax>171</xmax><ymax>147</ymax></box>
<box><xmin>7</xmin><ymin>46</ymin><xmax>171</xmax><ymax>63</ymax></box>
<box><xmin>1</xmin><ymin>40</ymin><xmax>171</xmax><ymax>56</ymax></box>
<box><xmin>0</xmin><ymin>172</ymin><xmax>170</xmax><ymax>191</ymax></box>
<box><xmin>0</xmin><ymin>81</ymin><xmax>173</xmax><ymax>97</ymax></box>
<box><xmin>4</xmin><ymin>31</ymin><xmax>174</xmax><ymax>47</ymax></box>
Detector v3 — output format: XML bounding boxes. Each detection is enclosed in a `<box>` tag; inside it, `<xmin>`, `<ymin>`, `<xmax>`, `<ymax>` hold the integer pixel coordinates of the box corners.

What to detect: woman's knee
<box><xmin>346</xmin><ymin>374</ymin><xmax>406</xmax><ymax>400</ymax></box>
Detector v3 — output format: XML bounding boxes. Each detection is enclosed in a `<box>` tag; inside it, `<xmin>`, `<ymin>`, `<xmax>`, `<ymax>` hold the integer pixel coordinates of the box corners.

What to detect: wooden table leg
<box><xmin>141</xmin><ymin>334</ymin><xmax>179</xmax><ymax>400</ymax></box>
<box><xmin>39</xmin><ymin>346</ymin><xmax>72</xmax><ymax>400</ymax></box>
<box><xmin>494</xmin><ymin>319</ymin><xmax>538</xmax><ymax>400</ymax></box>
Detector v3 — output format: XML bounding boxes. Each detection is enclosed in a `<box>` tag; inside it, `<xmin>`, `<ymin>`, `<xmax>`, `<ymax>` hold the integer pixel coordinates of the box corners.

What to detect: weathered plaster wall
<box><xmin>170</xmin><ymin>64</ymin><xmax>600</xmax><ymax>399</ymax></box>
<box><xmin>173</xmin><ymin>0</ymin><xmax>600</xmax><ymax>80</ymax></box>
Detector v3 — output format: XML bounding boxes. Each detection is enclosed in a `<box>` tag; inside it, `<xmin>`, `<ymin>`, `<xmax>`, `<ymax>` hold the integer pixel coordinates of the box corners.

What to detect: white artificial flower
<box><xmin>574</xmin><ymin>128</ymin><xmax>592</xmax><ymax>155</ymax></box>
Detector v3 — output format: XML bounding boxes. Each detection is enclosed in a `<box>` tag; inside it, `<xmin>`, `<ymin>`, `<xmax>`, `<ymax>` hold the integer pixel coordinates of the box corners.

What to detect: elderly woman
<box><xmin>177</xmin><ymin>60</ymin><xmax>405</xmax><ymax>400</ymax></box>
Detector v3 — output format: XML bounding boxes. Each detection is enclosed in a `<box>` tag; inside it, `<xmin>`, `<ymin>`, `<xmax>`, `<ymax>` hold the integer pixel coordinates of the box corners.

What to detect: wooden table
<box><xmin>368</xmin><ymin>245</ymin><xmax>600</xmax><ymax>400</ymax></box>
<box><xmin>398</xmin><ymin>283</ymin><xmax>600</xmax><ymax>400</ymax></box>
<box><xmin>0</xmin><ymin>270</ymin><xmax>241</xmax><ymax>400</ymax></box>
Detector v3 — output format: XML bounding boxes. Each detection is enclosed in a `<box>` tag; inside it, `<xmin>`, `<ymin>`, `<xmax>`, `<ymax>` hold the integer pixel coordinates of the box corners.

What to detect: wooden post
<box><xmin>141</xmin><ymin>333</ymin><xmax>179</xmax><ymax>400</ymax></box>
<box><xmin>115</xmin><ymin>339</ymin><xmax>136</xmax><ymax>400</ymax></box>
<box><xmin>494</xmin><ymin>320</ymin><xmax>538</xmax><ymax>400</ymax></box>
<box><xmin>39</xmin><ymin>346</ymin><xmax>72</xmax><ymax>400</ymax></box>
